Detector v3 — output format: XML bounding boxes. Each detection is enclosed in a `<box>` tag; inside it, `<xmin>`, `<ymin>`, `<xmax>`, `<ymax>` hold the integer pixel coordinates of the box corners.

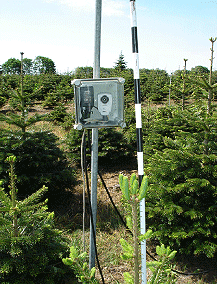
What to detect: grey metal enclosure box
<box><xmin>72</xmin><ymin>78</ymin><xmax>125</xmax><ymax>129</ymax></box>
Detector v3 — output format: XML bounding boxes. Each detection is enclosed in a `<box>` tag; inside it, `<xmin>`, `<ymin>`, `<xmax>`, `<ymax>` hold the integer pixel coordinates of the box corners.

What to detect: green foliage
<box><xmin>0</xmin><ymin>130</ymin><xmax>76</xmax><ymax>199</ymax></box>
<box><xmin>0</xmin><ymin>75</ymin><xmax>75</xmax><ymax>199</ymax></box>
<box><xmin>65</xmin><ymin>127</ymin><xmax>134</xmax><ymax>164</ymax></box>
<box><xmin>119</xmin><ymin>174</ymin><xmax>178</xmax><ymax>284</ymax></box>
<box><xmin>2</xmin><ymin>58</ymin><xmax>21</xmax><ymax>75</ymax></box>
<box><xmin>41</xmin><ymin>76</ymin><xmax>73</xmax><ymax>107</ymax></box>
<box><xmin>98</xmin><ymin>128</ymin><xmax>134</xmax><ymax>160</ymax></box>
<box><xmin>0</xmin><ymin>73</ymin><xmax>73</xmax><ymax>105</ymax></box>
<box><xmin>147</xmin><ymin>244</ymin><xmax>177</xmax><ymax>284</ymax></box>
<box><xmin>0</xmin><ymin>157</ymin><xmax>70</xmax><ymax>283</ymax></box>
<box><xmin>1</xmin><ymin>89</ymin><xmax>45</xmax><ymax>134</ymax></box>
<box><xmin>190</xmin><ymin>66</ymin><xmax>209</xmax><ymax>75</ymax></box>
<box><xmin>33</xmin><ymin>74</ymin><xmax>60</xmax><ymax>101</ymax></box>
<box><xmin>119</xmin><ymin>174</ymin><xmax>148</xmax><ymax>203</ymax></box>
<box><xmin>142</xmin><ymin>106</ymin><xmax>212</xmax><ymax>160</ymax></box>
<box><xmin>0</xmin><ymin>96</ymin><xmax>7</xmax><ymax>108</ymax></box>
<box><xmin>2</xmin><ymin>56</ymin><xmax>56</xmax><ymax>75</ymax></box>
<box><xmin>48</xmin><ymin>103</ymin><xmax>73</xmax><ymax>125</ymax></box>
<box><xmin>114</xmin><ymin>51</ymin><xmax>128</xmax><ymax>72</ymax></box>
<box><xmin>22</xmin><ymin>58</ymin><xmax>34</xmax><ymax>75</ymax></box>
<box><xmin>140</xmin><ymin>68</ymin><xmax>169</xmax><ymax>102</ymax></box>
<box><xmin>145</xmin><ymin>107</ymin><xmax>217</xmax><ymax>257</ymax></box>
<box><xmin>119</xmin><ymin>174</ymin><xmax>149</xmax><ymax>283</ymax></box>
<box><xmin>36</xmin><ymin>74</ymin><xmax>73</xmax><ymax>102</ymax></box>
<box><xmin>33</xmin><ymin>56</ymin><xmax>56</xmax><ymax>74</ymax></box>
<box><xmin>62</xmin><ymin>246</ymin><xmax>99</xmax><ymax>283</ymax></box>
<box><xmin>123</xmin><ymin>272</ymin><xmax>134</xmax><ymax>284</ymax></box>
<box><xmin>0</xmin><ymin>73</ymin><xmax>46</xmax><ymax>134</ymax></box>
<box><xmin>47</xmin><ymin>103</ymin><xmax>74</xmax><ymax>131</ymax></box>
<box><xmin>0</xmin><ymin>74</ymin><xmax>20</xmax><ymax>107</ymax></box>
<box><xmin>42</xmin><ymin>91</ymin><xmax>60</xmax><ymax>107</ymax></box>
<box><xmin>120</xmin><ymin>238</ymin><xmax>134</xmax><ymax>260</ymax></box>
<box><xmin>74</xmin><ymin>66</ymin><xmax>93</xmax><ymax>79</ymax></box>
<box><xmin>138</xmin><ymin>176</ymin><xmax>148</xmax><ymax>201</ymax></box>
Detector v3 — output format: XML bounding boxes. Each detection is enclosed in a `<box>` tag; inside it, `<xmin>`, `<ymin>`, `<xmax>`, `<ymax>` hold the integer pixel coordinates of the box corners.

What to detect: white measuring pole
<box><xmin>130</xmin><ymin>1</ymin><xmax>146</xmax><ymax>283</ymax></box>
<box><xmin>89</xmin><ymin>0</ymin><xmax>102</xmax><ymax>269</ymax></box>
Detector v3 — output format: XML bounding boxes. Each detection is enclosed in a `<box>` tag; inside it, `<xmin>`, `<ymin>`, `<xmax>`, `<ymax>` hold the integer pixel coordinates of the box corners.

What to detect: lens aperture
<box><xmin>101</xmin><ymin>95</ymin><xmax>109</xmax><ymax>104</ymax></box>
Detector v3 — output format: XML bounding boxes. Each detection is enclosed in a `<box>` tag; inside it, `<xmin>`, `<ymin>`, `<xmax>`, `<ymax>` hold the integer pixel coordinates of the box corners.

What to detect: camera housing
<box><xmin>72</xmin><ymin>78</ymin><xmax>125</xmax><ymax>129</ymax></box>
<box><xmin>98</xmin><ymin>93</ymin><xmax>112</xmax><ymax>116</ymax></box>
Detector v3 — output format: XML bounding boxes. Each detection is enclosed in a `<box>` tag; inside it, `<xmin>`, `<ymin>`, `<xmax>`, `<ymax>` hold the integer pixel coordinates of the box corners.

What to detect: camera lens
<box><xmin>101</xmin><ymin>95</ymin><xmax>109</xmax><ymax>104</ymax></box>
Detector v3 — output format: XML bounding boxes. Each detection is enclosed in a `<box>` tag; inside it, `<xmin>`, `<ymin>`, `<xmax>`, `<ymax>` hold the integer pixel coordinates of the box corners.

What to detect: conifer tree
<box><xmin>144</xmin><ymin>106</ymin><xmax>217</xmax><ymax>257</ymax></box>
<box><xmin>0</xmin><ymin>52</ymin><xmax>45</xmax><ymax>137</ymax></box>
<box><xmin>188</xmin><ymin>37</ymin><xmax>217</xmax><ymax>115</ymax></box>
<box><xmin>166</xmin><ymin>60</ymin><xmax>192</xmax><ymax>108</ymax></box>
<box><xmin>0</xmin><ymin>156</ymin><xmax>70</xmax><ymax>283</ymax></box>
<box><xmin>114</xmin><ymin>51</ymin><xmax>127</xmax><ymax>72</ymax></box>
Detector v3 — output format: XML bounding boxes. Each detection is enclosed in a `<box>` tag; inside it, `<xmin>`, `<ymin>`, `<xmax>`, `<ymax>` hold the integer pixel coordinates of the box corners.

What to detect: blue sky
<box><xmin>1</xmin><ymin>0</ymin><xmax>217</xmax><ymax>73</ymax></box>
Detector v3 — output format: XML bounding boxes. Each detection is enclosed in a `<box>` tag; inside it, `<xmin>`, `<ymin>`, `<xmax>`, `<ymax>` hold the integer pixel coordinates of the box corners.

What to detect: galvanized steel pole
<box><xmin>130</xmin><ymin>1</ymin><xmax>146</xmax><ymax>283</ymax></box>
<box><xmin>89</xmin><ymin>0</ymin><xmax>102</xmax><ymax>270</ymax></box>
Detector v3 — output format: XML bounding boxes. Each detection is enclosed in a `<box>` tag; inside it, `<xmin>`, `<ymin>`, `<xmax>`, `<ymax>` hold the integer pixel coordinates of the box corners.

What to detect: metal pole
<box><xmin>89</xmin><ymin>0</ymin><xmax>102</xmax><ymax>269</ymax></box>
<box><xmin>130</xmin><ymin>1</ymin><xmax>146</xmax><ymax>283</ymax></box>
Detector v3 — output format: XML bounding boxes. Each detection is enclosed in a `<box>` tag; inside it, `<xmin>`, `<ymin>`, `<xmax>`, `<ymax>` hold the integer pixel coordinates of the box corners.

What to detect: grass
<box><xmin>65</xmin><ymin>227</ymin><xmax>134</xmax><ymax>284</ymax></box>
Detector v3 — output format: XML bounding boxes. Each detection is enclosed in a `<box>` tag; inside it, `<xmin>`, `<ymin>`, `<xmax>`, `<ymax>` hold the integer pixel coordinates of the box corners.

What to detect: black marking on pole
<box><xmin>136</xmin><ymin>128</ymin><xmax>143</xmax><ymax>152</ymax></box>
<box><xmin>131</xmin><ymin>27</ymin><xmax>139</xmax><ymax>53</ymax></box>
<box><xmin>134</xmin><ymin>79</ymin><xmax>141</xmax><ymax>103</ymax></box>
<box><xmin>138</xmin><ymin>175</ymin><xmax>143</xmax><ymax>187</ymax></box>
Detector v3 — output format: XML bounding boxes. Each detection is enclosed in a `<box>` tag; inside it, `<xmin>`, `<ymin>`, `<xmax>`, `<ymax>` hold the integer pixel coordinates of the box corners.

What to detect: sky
<box><xmin>1</xmin><ymin>0</ymin><xmax>217</xmax><ymax>74</ymax></box>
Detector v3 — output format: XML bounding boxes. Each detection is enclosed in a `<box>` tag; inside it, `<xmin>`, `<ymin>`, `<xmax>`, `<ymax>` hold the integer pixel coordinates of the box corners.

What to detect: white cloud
<box><xmin>103</xmin><ymin>0</ymin><xmax>126</xmax><ymax>16</ymax></box>
<box><xmin>43</xmin><ymin>0</ymin><xmax>127</xmax><ymax>16</ymax></box>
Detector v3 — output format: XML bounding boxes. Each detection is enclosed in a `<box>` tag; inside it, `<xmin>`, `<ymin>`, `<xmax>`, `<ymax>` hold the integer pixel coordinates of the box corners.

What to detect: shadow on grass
<box><xmin>175</xmin><ymin>252</ymin><xmax>217</xmax><ymax>283</ymax></box>
<box><xmin>51</xmin><ymin>188</ymin><xmax>125</xmax><ymax>234</ymax></box>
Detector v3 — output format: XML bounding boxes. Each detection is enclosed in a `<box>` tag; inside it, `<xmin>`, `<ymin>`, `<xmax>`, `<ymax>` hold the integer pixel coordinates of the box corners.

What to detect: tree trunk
<box><xmin>207</xmin><ymin>38</ymin><xmax>216</xmax><ymax>115</ymax></box>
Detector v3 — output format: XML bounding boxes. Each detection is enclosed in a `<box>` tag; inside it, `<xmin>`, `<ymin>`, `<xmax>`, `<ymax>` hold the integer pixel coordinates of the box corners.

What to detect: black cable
<box><xmin>82</xmin><ymin>131</ymin><xmax>105</xmax><ymax>284</ymax></box>
<box><xmin>98</xmin><ymin>169</ymin><xmax>217</xmax><ymax>277</ymax></box>
<box><xmin>98</xmin><ymin>170</ymin><xmax>128</xmax><ymax>230</ymax></box>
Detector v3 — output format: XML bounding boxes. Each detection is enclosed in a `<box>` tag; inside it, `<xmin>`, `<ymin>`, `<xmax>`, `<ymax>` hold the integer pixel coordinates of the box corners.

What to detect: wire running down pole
<box><xmin>130</xmin><ymin>1</ymin><xmax>146</xmax><ymax>283</ymax></box>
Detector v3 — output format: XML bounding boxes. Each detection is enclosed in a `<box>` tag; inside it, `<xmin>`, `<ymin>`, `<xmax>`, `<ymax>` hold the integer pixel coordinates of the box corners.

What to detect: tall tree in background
<box><xmin>190</xmin><ymin>65</ymin><xmax>209</xmax><ymax>75</ymax></box>
<box><xmin>23</xmin><ymin>58</ymin><xmax>33</xmax><ymax>75</ymax></box>
<box><xmin>114</xmin><ymin>51</ymin><xmax>127</xmax><ymax>71</ymax></box>
<box><xmin>2</xmin><ymin>58</ymin><xmax>21</xmax><ymax>74</ymax></box>
<box><xmin>2</xmin><ymin>57</ymin><xmax>34</xmax><ymax>75</ymax></box>
<box><xmin>33</xmin><ymin>56</ymin><xmax>56</xmax><ymax>74</ymax></box>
